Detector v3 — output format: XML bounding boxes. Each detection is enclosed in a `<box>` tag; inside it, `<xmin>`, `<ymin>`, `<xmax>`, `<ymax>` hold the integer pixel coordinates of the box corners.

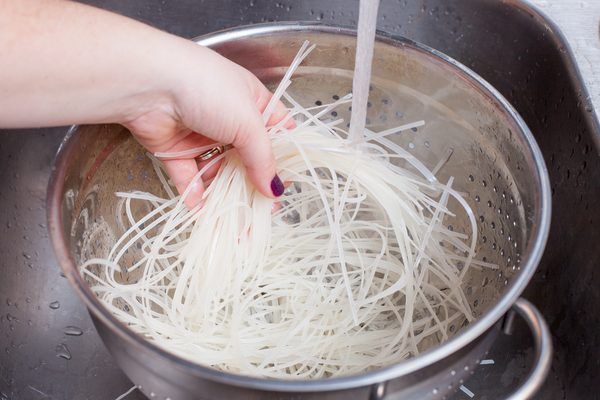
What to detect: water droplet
<box><xmin>64</xmin><ymin>326</ymin><xmax>83</xmax><ymax>336</ymax></box>
<box><xmin>49</xmin><ymin>301</ymin><xmax>60</xmax><ymax>310</ymax></box>
<box><xmin>55</xmin><ymin>343</ymin><xmax>72</xmax><ymax>360</ymax></box>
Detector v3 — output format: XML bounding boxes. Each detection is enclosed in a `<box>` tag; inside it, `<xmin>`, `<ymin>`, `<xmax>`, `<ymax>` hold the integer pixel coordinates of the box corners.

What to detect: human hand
<box><xmin>0</xmin><ymin>0</ymin><xmax>291</xmax><ymax>209</ymax></box>
<box><xmin>121</xmin><ymin>42</ymin><xmax>291</xmax><ymax>208</ymax></box>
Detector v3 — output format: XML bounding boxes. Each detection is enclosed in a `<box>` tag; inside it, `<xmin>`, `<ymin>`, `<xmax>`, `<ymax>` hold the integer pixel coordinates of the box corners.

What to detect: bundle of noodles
<box><xmin>81</xmin><ymin>42</ymin><xmax>493</xmax><ymax>379</ymax></box>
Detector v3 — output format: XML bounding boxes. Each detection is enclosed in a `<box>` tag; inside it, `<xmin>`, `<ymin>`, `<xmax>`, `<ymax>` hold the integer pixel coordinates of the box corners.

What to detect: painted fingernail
<box><xmin>270</xmin><ymin>174</ymin><xmax>285</xmax><ymax>197</ymax></box>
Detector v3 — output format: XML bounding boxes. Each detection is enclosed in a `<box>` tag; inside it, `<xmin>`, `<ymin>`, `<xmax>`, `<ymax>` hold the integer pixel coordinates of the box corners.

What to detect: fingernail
<box><xmin>270</xmin><ymin>174</ymin><xmax>285</xmax><ymax>197</ymax></box>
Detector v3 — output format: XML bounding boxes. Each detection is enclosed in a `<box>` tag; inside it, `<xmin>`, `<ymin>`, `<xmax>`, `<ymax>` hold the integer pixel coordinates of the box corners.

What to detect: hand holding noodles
<box><xmin>81</xmin><ymin>42</ymin><xmax>492</xmax><ymax>379</ymax></box>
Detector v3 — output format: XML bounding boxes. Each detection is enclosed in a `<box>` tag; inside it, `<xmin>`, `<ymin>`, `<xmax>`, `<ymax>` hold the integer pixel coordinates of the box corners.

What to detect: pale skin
<box><xmin>0</xmin><ymin>0</ymin><xmax>290</xmax><ymax>207</ymax></box>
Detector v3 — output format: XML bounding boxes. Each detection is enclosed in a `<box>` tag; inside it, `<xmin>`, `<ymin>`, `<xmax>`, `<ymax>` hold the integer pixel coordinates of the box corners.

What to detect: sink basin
<box><xmin>1</xmin><ymin>1</ymin><xmax>598</xmax><ymax>399</ymax></box>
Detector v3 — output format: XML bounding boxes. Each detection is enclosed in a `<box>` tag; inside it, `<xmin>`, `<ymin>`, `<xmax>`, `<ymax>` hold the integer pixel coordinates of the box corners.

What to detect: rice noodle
<box><xmin>80</xmin><ymin>42</ymin><xmax>491</xmax><ymax>379</ymax></box>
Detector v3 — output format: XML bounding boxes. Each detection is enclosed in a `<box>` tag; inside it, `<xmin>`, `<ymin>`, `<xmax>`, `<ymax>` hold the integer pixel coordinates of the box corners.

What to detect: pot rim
<box><xmin>46</xmin><ymin>22</ymin><xmax>551</xmax><ymax>392</ymax></box>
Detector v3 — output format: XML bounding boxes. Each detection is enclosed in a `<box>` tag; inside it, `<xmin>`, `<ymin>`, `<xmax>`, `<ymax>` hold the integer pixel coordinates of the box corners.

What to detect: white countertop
<box><xmin>531</xmin><ymin>0</ymin><xmax>600</xmax><ymax>112</ymax></box>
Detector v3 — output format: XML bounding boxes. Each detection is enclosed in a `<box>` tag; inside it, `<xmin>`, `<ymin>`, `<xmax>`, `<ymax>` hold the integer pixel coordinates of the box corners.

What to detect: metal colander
<box><xmin>48</xmin><ymin>23</ymin><xmax>552</xmax><ymax>400</ymax></box>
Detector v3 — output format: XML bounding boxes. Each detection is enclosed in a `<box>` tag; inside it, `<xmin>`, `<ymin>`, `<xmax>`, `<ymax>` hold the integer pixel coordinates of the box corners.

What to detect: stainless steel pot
<box><xmin>47</xmin><ymin>23</ymin><xmax>552</xmax><ymax>400</ymax></box>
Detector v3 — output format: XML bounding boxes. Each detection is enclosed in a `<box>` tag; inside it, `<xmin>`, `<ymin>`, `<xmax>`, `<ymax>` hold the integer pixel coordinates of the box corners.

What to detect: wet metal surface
<box><xmin>1</xmin><ymin>1</ymin><xmax>599</xmax><ymax>399</ymax></box>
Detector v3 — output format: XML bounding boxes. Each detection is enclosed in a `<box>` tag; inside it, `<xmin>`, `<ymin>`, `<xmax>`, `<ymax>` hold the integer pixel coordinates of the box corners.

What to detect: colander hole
<box><xmin>505</xmin><ymin>213</ymin><xmax>510</xmax><ymax>220</ymax></box>
<box><xmin>482</xmin><ymin>256</ymin><xmax>487</xmax><ymax>262</ymax></box>
<box><xmin>449</xmin><ymin>325</ymin><xmax>455</xmax><ymax>332</ymax></box>
<box><xmin>332</xmin><ymin>94</ymin><xmax>339</xmax><ymax>100</ymax></box>
<box><xmin>493</xmin><ymin>186</ymin><xmax>498</xmax><ymax>193</ymax></box>
<box><xmin>473</xmin><ymin>299</ymin><xmax>479</xmax><ymax>307</ymax></box>
<box><xmin>500</xmin><ymin>228</ymin><xmax>505</xmax><ymax>235</ymax></box>
<box><xmin>367</xmin><ymin>101</ymin><xmax>372</xmax><ymax>108</ymax></box>
<box><xmin>448</xmin><ymin>225</ymin><xmax>454</xmax><ymax>231</ymax></box>
<box><xmin>474</xmin><ymin>195</ymin><xmax>480</xmax><ymax>202</ymax></box>
<box><xmin>331</xmin><ymin>111</ymin><xmax>338</xmax><ymax>117</ymax></box>
<box><xmin>395</xmin><ymin>110</ymin><xmax>404</xmax><ymax>118</ymax></box>
<box><xmin>482</xmin><ymin>236</ymin><xmax>487</xmax><ymax>243</ymax></box>
<box><xmin>504</xmin><ymin>279</ymin><xmax>509</xmax><ymax>286</ymax></box>
<box><xmin>492</xmin><ymin>242</ymin><xmax>497</xmax><ymax>250</ymax></box>
<box><xmin>381</xmin><ymin>98</ymin><xmax>389</xmax><ymax>104</ymax></box>
<box><xmin>508</xmin><ymin>235</ymin><xmax>512</xmax><ymax>242</ymax></box>
<box><xmin>424</xmin><ymin>140</ymin><xmax>430</xmax><ymax>148</ymax></box>
<box><xmin>479</xmin><ymin>215</ymin><xmax>484</xmax><ymax>222</ymax></box>
<box><xmin>468</xmin><ymin>174</ymin><xmax>474</xmax><ymax>182</ymax></box>
<box><xmin>411</xmin><ymin>127</ymin><xmax>418</xmax><ymax>132</ymax></box>
<box><xmin>502</xmin><ymin>191</ymin><xmax>507</xmax><ymax>199</ymax></box>
<box><xmin>315</xmin><ymin>100</ymin><xmax>322</xmax><ymax>106</ymax></box>
<box><xmin>490</xmin><ymin>222</ymin><xmax>496</xmax><ymax>229</ymax></box>
<box><xmin>482</xmin><ymin>277</ymin><xmax>489</xmax><ymax>287</ymax></box>
<box><xmin>487</xmin><ymin>200</ymin><xmax>492</xmax><ymax>207</ymax></box>
<box><xmin>500</xmin><ymin>249</ymin><xmax>505</xmax><ymax>256</ymax></box>
<box><xmin>482</xmin><ymin>180</ymin><xmax>487</xmax><ymax>187</ymax></box>
<box><xmin>507</xmin><ymin>256</ymin><xmax>512</xmax><ymax>263</ymax></box>
<box><xmin>497</xmin><ymin>208</ymin><xmax>502</xmax><ymax>214</ymax></box>
<box><xmin>408</xmin><ymin>142</ymin><xmax>415</xmax><ymax>149</ymax></box>
<box><xmin>514</xmin><ymin>242</ymin><xmax>518</xmax><ymax>248</ymax></box>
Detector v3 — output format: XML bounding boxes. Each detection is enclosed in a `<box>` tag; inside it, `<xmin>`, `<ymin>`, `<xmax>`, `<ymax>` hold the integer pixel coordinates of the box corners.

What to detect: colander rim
<box><xmin>47</xmin><ymin>21</ymin><xmax>551</xmax><ymax>392</ymax></box>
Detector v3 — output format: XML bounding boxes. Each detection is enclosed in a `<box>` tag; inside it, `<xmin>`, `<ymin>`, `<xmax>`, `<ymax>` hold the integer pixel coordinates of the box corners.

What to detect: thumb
<box><xmin>232</xmin><ymin>111</ymin><xmax>284</xmax><ymax>199</ymax></box>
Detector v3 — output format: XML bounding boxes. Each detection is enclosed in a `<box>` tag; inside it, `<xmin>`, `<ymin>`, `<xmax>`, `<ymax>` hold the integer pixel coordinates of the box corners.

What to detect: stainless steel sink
<box><xmin>1</xmin><ymin>1</ymin><xmax>598</xmax><ymax>399</ymax></box>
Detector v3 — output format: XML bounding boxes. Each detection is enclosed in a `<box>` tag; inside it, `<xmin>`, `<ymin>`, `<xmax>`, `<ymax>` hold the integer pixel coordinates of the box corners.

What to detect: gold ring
<box><xmin>197</xmin><ymin>144</ymin><xmax>233</xmax><ymax>161</ymax></box>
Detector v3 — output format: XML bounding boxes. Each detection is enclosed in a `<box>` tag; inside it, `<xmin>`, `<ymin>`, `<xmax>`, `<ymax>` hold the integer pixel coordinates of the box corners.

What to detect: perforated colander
<box><xmin>48</xmin><ymin>23</ymin><xmax>552</xmax><ymax>400</ymax></box>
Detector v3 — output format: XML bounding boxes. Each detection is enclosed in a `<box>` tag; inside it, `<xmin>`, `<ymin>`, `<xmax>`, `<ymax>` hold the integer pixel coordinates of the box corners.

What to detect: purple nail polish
<box><xmin>270</xmin><ymin>174</ymin><xmax>285</xmax><ymax>197</ymax></box>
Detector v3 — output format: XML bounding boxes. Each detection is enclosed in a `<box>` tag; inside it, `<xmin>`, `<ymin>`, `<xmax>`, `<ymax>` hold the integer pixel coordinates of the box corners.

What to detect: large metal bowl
<box><xmin>47</xmin><ymin>23</ymin><xmax>552</xmax><ymax>400</ymax></box>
